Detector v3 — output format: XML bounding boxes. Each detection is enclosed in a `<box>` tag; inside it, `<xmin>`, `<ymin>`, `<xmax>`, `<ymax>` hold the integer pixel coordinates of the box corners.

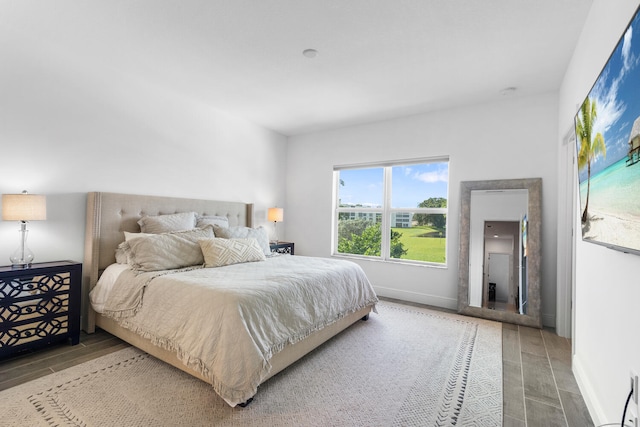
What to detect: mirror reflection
<box><xmin>483</xmin><ymin>221</ymin><xmax>523</xmax><ymax>313</ymax></box>
<box><xmin>469</xmin><ymin>190</ymin><xmax>528</xmax><ymax>315</ymax></box>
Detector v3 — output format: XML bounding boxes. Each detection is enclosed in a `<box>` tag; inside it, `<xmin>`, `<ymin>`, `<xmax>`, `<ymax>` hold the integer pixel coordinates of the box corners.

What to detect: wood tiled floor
<box><xmin>502</xmin><ymin>323</ymin><xmax>593</xmax><ymax>427</ymax></box>
<box><xmin>0</xmin><ymin>330</ymin><xmax>128</xmax><ymax>391</ymax></box>
<box><xmin>0</xmin><ymin>301</ymin><xmax>594</xmax><ymax>426</ymax></box>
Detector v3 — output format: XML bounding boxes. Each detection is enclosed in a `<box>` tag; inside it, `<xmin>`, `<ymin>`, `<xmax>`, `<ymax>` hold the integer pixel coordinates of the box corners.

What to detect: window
<box><xmin>333</xmin><ymin>158</ymin><xmax>449</xmax><ymax>265</ymax></box>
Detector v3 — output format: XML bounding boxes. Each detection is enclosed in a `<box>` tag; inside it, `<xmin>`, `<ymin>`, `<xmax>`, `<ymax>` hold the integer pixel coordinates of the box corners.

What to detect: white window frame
<box><xmin>332</xmin><ymin>157</ymin><xmax>449</xmax><ymax>266</ymax></box>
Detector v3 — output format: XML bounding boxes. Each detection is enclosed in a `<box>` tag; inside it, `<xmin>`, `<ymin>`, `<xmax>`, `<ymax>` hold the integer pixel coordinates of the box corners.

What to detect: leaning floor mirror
<box><xmin>457</xmin><ymin>178</ymin><xmax>542</xmax><ymax>328</ymax></box>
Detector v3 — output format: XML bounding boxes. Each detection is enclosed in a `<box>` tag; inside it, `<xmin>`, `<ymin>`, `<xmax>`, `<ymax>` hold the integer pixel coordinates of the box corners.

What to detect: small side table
<box><xmin>270</xmin><ymin>241</ymin><xmax>295</xmax><ymax>255</ymax></box>
<box><xmin>0</xmin><ymin>260</ymin><xmax>82</xmax><ymax>358</ymax></box>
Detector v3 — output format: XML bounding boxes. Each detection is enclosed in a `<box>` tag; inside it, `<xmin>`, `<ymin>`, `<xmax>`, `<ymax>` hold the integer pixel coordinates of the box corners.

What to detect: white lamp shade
<box><xmin>267</xmin><ymin>207</ymin><xmax>283</xmax><ymax>222</ymax></box>
<box><xmin>2</xmin><ymin>194</ymin><xmax>47</xmax><ymax>221</ymax></box>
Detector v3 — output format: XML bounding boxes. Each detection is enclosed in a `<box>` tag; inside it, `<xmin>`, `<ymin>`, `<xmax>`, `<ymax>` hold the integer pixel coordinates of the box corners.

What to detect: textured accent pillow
<box><xmin>126</xmin><ymin>226</ymin><xmax>214</xmax><ymax>272</ymax></box>
<box><xmin>196</xmin><ymin>215</ymin><xmax>229</xmax><ymax>229</ymax></box>
<box><xmin>212</xmin><ymin>225</ymin><xmax>271</xmax><ymax>256</ymax></box>
<box><xmin>137</xmin><ymin>211</ymin><xmax>197</xmax><ymax>234</ymax></box>
<box><xmin>199</xmin><ymin>238</ymin><xmax>266</xmax><ymax>268</ymax></box>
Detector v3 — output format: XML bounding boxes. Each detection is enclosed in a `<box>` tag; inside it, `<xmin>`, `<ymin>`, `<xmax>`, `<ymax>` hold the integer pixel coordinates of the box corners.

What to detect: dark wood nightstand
<box><xmin>270</xmin><ymin>242</ymin><xmax>295</xmax><ymax>255</ymax></box>
<box><xmin>0</xmin><ymin>260</ymin><xmax>82</xmax><ymax>358</ymax></box>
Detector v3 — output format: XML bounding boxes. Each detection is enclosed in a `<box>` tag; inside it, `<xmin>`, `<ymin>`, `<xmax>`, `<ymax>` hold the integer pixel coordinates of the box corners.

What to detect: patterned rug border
<box><xmin>27</xmin><ymin>352</ymin><xmax>149</xmax><ymax>427</ymax></box>
<box><xmin>377</xmin><ymin>301</ymin><xmax>502</xmax><ymax>426</ymax></box>
<box><xmin>377</xmin><ymin>299</ymin><xmax>503</xmax><ymax>328</ymax></box>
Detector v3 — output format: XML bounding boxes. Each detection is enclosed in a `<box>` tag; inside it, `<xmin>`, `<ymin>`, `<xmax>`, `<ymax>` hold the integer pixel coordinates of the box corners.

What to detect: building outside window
<box><xmin>333</xmin><ymin>158</ymin><xmax>449</xmax><ymax>265</ymax></box>
<box><xmin>392</xmin><ymin>212</ymin><xmax>412</xmax><ymax>228</ymax></box>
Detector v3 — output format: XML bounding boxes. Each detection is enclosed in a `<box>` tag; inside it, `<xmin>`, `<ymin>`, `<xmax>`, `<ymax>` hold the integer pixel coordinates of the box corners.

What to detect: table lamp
<box><xmin>2</xmin><ymin>191</ymin><xmax>47</xmax><ymax>267</ymax></box>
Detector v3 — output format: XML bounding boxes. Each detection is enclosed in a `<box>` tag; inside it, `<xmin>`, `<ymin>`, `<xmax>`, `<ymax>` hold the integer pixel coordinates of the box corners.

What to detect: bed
<box><xmin>82</xmin><ymin>192</ymin><xmax>378</xmax><ymax>407</ymax></box>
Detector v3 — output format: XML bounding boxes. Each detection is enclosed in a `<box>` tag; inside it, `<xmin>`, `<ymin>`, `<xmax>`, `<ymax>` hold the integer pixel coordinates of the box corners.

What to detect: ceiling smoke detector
<box><xmin>303</xmin><ymin>49</ymin><xmax>318</xmax><ymax>58</ymax></box>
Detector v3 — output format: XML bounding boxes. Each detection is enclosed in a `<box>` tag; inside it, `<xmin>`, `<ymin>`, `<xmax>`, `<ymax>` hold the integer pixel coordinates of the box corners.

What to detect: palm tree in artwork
<box><xmin>576</xmin><ymin>97</ymin><xmax>606</xmax><ymax>223</ymax></box>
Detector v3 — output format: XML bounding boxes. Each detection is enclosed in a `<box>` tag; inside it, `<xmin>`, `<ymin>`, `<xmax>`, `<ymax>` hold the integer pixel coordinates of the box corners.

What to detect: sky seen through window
<box><xmin>338</xmin><ymin>163</ymin><xmax>448</xmax><ymax>208</ymax></box>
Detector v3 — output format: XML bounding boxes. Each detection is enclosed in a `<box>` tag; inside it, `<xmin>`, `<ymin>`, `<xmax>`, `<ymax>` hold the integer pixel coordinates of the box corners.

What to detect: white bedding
<box><xmin>89</xmin><ymin>255</ymin><xmax>378</xmax><ymax>406</ymax></box>
<box><xmin>90</xmin><ymin>263</ymin><xmax>129</xmax><ymax>313</ymax></box>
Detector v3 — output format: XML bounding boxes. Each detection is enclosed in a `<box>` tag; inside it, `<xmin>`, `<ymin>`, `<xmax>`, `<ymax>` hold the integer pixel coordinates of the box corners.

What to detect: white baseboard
<box><xmin>573</xmin><ymin>354</ymin><xmax>604</xmax><ymax>425</ymax></box>
<box><xmin>373</xmin><ymin>286</ymin><xmax>458</xmax><ymax>311</ymax></box>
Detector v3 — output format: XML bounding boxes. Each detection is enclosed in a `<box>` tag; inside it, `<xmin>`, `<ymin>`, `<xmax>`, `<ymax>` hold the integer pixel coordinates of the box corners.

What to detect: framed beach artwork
<box><xmin>575</xmin><ymin>4</ymin><xmax>640</xmax><ymax>255</ymax></box>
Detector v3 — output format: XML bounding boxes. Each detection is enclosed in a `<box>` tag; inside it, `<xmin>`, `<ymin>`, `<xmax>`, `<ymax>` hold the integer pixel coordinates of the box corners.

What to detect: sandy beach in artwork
<box><xmin>582</xmin><ymin>210</ymin><xmax>640</xmax><ymax>251</ymax></box>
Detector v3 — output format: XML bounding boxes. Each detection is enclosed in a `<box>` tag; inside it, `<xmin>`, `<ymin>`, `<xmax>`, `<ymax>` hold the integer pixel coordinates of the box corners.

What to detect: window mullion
<box><xmin>381</xmin><ymin>167</ymin><xmax>392</xmax><ymax>260</ymax></box>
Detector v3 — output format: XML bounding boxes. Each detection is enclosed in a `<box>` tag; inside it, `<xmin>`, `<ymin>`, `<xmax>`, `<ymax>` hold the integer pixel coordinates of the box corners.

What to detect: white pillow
<box><xmin>115</xmin><ymin>242</ymin><xmax>128</xmax><ymax>264</ymax></box>
<box><xmin>196</xmin><ymin>215</ymin><xmax>229</xmax><ymax>229</ymax></box>
<box><xmin>137</xmin><ymin>211</ymin><xmax>197</xmax><ymax>234</ymax></box>
<box><xmin>212</xmin><ymin>225</ymin><xmax>271</xmax><ymax>256</ymax></box>
<box><xmin>126</xmin><ymin>226</ymin><xmax>214</xmax><ymax>272</ymax></box>
<box><xmin>115</xmin><ymin>232</ymin><xmax>160</xmax><ymax>263</ymax></box>
<box><xmin>199</xmin><ymin>238</ymin><xmax>265</xmax><ymax>268</ymax></box>
<box><xmin>124</xmin><ymin>231</ymin><xmax>153</xmax><ymax>241</ymax></box>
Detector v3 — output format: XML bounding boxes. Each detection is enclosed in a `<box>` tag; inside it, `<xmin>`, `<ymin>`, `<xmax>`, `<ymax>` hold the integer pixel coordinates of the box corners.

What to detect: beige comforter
<box><xmin>99</xmin><ymin>255</ymin><xmax>378</xmax><ymax>406</ymax></box>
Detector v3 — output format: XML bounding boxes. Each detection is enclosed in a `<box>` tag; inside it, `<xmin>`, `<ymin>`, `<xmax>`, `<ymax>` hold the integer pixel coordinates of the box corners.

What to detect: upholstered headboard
<box><xmin>82</xmin><ymin>191</ymin><xmax>253</xmax><ymax>332</ymax></box>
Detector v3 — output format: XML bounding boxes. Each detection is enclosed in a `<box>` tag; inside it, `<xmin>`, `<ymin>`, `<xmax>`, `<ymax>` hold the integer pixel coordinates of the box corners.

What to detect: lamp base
<box><xmin>272</xmin><ymin>221</ymin><xmax>279</xmax><ymax>244</ymax></box>
<box><xmin>10</xmin><ymin>255</ymin><xmax>34</xmax><ymax>268</ymax></box>
<box><xmin>10</xmin><ymin>222</ymin><xmax>35</xmax><ymax>267</ymax></box>
<box><xmin>11</xmin><ymin>263</ymin><xmax>32</xmax><ymax>269</ymax></box>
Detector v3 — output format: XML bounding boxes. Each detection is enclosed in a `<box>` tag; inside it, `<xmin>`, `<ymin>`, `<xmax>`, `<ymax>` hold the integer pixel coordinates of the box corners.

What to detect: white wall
<box><xmin>287</xmin><ymin>93</ymin><xmax>559</xmax><ymax>325</ymax></box>
<box><xmin>559</xmin><ymin>0</ymin><xmax>640</xmax><ymax>424</ymax></box>
<box><xmin>484</xmin><ymin>240</ymin><xmax>514</xmax><ymax>304</ymax></box>
<box><xmin>0</xmin><ymin>36</ymin><xmax>288</xmax><ymax>267</ymax></box>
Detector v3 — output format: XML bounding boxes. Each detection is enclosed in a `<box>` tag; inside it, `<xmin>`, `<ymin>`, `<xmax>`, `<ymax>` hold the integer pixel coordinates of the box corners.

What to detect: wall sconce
<box><xmin>267</xmin><ymin>207</ymin><xmax>284</xmax><ymax>243</ymax></box>
<box><xmin>2</xmin><ymin>191</ymin><xmax>47</xmax><ymax>267</ymax></box>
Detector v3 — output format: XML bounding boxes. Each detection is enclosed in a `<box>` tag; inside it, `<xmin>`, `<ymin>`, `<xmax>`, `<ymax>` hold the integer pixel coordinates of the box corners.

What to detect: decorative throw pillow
<box><xmin>196</xmin><ymin>215</ymin><xmax>229</xmax><ymax>229</ymax></box>
<box><xmin>126</xmin><ymin>226</ymin><xmax>214</xmax><ymax>272</ymax></box>
<box><xmin>212</xmin><ymin>225</ymin><xmax>271</xmax><ymax>256</ymax></box>
<box><xmin>137</xmin><ymin>211</ymin><xmax>197</xmax><ymax>234</ymax></box>
<box><xmin>199</xmin><ymin>238</ymin><xmax>266</xmax><ymax>268</ymax></box>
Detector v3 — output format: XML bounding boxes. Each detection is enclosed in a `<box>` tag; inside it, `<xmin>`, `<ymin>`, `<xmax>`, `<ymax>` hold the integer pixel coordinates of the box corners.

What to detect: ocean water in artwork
<box><xmin>579</xmin><ymin>157</ymin><xmax>640</xmax><ymax>250</ymax></box>
<box><xmin>579</xmin><ymin>157</ymin><xmax>640</xmax><ymax>219</ymax></box>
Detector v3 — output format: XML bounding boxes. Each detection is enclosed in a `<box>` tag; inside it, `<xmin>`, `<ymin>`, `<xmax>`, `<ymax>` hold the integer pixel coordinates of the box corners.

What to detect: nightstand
<box><xmin>0</xmin><ymin>261</ymin><xmax>82</xmax><ymax>358</ymax></box>
<box><xmin>270</xmin><ymin>241</ymin><xmax>295</xmax><ymax>255</ymax></box>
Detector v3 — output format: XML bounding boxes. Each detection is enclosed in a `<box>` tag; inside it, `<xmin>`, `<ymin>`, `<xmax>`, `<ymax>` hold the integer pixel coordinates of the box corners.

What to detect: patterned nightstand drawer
<box><xmin>269</xmin><ymin>242</ymin><xmax>294</xmax><ymax>255</ymax></box>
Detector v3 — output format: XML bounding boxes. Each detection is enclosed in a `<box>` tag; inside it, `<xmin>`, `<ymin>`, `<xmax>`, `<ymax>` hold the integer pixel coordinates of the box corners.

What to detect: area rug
<box><xmin>0</xmin><ymin>301</ymin><xmax>502</xmax><ymax>426</ymax></box>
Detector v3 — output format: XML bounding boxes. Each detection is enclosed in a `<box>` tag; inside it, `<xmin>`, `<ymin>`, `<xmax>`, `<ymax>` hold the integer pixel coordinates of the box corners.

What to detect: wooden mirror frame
<box><xmin>457</xmin><ymin>178</ymin><xmax>542</xmax><ymax>328</ymax></box>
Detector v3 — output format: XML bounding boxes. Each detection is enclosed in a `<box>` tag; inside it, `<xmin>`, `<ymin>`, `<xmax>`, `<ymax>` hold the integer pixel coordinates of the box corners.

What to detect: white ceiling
<box><xmin>1</xmin><ymin>0</ymin><xmax>593</xmax><ymax>136</ymax></box>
